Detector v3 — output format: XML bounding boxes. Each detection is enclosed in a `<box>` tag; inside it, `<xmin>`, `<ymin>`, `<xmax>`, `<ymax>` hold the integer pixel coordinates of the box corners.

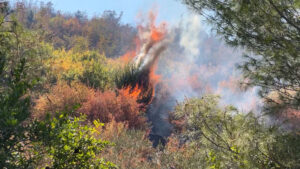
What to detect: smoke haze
<box><xmin>127</xmin><ymin>12</ymin><xmax>261</xmax><ymax>138</ymax></box>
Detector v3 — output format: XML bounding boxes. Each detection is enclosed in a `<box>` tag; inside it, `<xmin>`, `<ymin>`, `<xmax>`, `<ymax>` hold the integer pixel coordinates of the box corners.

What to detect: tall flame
<box><xmin>149</xmin><ymin>11</ymin><xmax>166</xmax><ymax>42</ymax></box>
<box><xmin>120</xmin><ymin>10</ymin><xmax>167</xmax><ymax>105</ymax></box>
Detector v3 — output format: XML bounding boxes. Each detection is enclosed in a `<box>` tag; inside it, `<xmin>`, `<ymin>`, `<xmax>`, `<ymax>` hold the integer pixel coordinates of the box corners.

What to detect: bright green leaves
<box><xmin>34</xmin><ymin>112</ymin><xmax>116</xmax><ymax>169</ymax></box>
<box><xmin>207</xmin><ymin>151</ymin><xmax>221</xmax><ymax>169</ymax></box>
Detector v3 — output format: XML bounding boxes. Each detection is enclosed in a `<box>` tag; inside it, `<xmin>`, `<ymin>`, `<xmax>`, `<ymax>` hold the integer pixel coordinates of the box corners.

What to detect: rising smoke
<box><xmin>123</xmin><ymin>12</ymin><xmax>261</xmax><ymax>143</ymax></box>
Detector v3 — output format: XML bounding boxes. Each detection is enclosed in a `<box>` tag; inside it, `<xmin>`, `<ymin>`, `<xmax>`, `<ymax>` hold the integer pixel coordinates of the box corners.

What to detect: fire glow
<box><xmin>120</xmin><ymin>11</ymin><xmax>167</xmax><ymax>106</ymax></box>
<box><xmin>118</xmin><ymin>11</ymin><xmax>261</xmax><ymax>144</ymax></box>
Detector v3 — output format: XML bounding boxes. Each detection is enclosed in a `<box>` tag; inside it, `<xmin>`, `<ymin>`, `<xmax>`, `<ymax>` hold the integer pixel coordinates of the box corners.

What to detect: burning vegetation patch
<box><xmin>34</xmin><ymin>82</ymin><xmax>147</xmax><ymax>129</ymax></box>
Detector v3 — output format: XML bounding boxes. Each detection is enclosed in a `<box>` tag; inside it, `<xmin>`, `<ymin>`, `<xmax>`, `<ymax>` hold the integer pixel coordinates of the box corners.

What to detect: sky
<box><xmin>34</xmin><ymin>0</ymin><xmax>192</xmax><ymax>25</ymax></box>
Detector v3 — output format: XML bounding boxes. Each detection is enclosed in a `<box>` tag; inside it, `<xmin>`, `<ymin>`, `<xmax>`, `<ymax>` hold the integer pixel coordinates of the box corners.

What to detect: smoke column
<box><xmin>123</xmin><ymin>12</ymin><xmax>261</xmax><ymax>144</ymax></box>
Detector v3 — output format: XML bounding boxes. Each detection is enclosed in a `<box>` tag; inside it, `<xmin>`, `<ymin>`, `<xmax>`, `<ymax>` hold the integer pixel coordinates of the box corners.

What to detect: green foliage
<box><xmin>0</xmin><ymin>13</ymin><xmax>38</xmax><ymax>168</ymax></box>
<box><xmin>86</xmin><ymin>11</ymin><xmax>136</xmax><ymax>58</ymax></box>
<box><xmin>80</xmin><ymin>52</ymin><xmax>115</xmax><ymax>90</ymax></box>
<box><xmin>81</xmin><ymin>61</ymin><xmax>112</xmax><ymax>90</ymax></box>
<box><xmin>0</xmin><ymin>57</ymin><xmax>32</xmax><ymax>168</ymax></box>
<box><xmin>33</xmin><ymin>112</ymin><xmax>116</xmax><ymax>169</ymax></box>
<box><xmin>70</xmin><ymin>36</ymin><xmax>89</xmax><ymax>53</ymax></box>
<box><xmin>0</xmin><ymin>13</ymin><xmax>52</xmax><ymax>89</ymax></box>
<box><xmin>182</xmin><ymin>0</ymin><xmax>300</xmax><ymax>114</ymax></box>
<box><xmin>171</xmin><ymin>95</ymin><xmax>300</xmax><ymax>168</ymax></box>
<box><xmin>46</xmin><ymin>48</ymin><xmax>115</xmax><ymax>89</ymax></box>
<box><xmin>115</xmin><ymin>63</ymin><xmax>140</xmax><ymax>89</ymax></box>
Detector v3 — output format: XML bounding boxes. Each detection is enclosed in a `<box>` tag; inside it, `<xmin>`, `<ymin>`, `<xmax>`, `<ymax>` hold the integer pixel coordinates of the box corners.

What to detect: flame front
<box><xmin>122</xmin><ymin>85</ymin><xmax>143</xmax><ymax>101</ymax></box>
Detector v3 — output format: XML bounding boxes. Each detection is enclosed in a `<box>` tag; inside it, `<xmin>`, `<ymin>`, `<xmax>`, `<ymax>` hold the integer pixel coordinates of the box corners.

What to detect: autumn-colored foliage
<box><xmin>14</xmin><ymin>2</ymin><xmax>136</xmax><ymax>58</ymax></box>
<box><xmin>34</xmin><ymin>81</ymin><xmax>146</xmax><ymax>129</ymax></box>
<box><xmin>79</xmin><ymin>89</ymin><xmax>147</xmax><ymax>129</ymax></box>
<box><xmin>34</xmin><ymin>82</ymin><xmax>92</xmax><ymax>118</ymax></box>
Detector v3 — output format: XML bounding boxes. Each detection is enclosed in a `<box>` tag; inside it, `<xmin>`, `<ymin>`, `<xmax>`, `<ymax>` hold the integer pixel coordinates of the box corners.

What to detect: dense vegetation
<box><xmin>0</xmin><ymin>1</ymin><xmax>299</xmax><ymax>168</ymax></box>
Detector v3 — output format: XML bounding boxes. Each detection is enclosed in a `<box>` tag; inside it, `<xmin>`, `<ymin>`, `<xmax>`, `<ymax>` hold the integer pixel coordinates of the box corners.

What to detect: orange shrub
<box><xmin>79</xmin><ymin>89</ymin><xmax>147</xmax><ymax>129</ymax></box>
<box><xmin>34</xmin><ymin>82</ymin><xmax>92</xmax><ymax>119</ymax></box>
<box><xmin>34</xmin><ymin>81</ymin><xmax>146</xmax><ymax>129</ymax></box>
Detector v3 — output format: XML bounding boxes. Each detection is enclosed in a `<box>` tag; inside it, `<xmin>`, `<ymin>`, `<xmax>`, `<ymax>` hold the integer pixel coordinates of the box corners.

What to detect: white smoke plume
<box><xmin>129</xmin><ymin>12</ymin><xmax>262</xmax><ymax>139</ymax></box>
<box><xmin>157</xmin><ymin>13</ymin><xmax>261</xmax><ymax>112</ymax></box>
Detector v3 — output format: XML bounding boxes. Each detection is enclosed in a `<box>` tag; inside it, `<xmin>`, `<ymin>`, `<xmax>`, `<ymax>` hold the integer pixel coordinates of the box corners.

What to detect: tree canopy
<box><xmin>182</xmin><ymin>0</ymin><xmax>300</xmax><ymax>115</ymax></box>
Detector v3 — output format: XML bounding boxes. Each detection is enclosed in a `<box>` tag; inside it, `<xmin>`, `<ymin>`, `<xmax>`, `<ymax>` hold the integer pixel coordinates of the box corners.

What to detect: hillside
<box><xmin>0</xmin><ymin>1</ymin><xmax>299</xmax><ymax>168</ymax></box>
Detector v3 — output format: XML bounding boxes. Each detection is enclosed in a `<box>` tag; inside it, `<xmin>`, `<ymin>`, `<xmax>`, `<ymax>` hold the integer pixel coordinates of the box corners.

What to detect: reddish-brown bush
<box><xmin>79</xmin><ymin>89</ymin><xmax>147</xmax><ymax>129</ymax></box>
<box><xmin>34</xmin><ymin>82</ymin><xmax>92</xmax><ymax>119</ymax></box>
<box><xmin>34</xmin><ymin>81</ymin><xmax>146</xmax><ymax>129</ymax></box>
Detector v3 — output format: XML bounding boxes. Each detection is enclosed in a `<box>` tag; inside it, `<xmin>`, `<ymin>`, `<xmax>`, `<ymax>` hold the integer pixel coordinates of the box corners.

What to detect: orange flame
<box><xmin>149</xmin><ymin>62</ymin><xmax>161</xmax><ymax>86</ymax></box>
<box><xmin>151</xmin><ymin>28</ymin><xmax>165</xmax><ymax>42</ymax></box>
<box><xmin>121</xmin><ymin>51</ymin><xmax>136</xmax><ymax>63</ymax></box>
<box><xmin>149</xmin><ymin>11</ymin><xmax>166</xmax><ymax>42</ymax></box>
<box><xmin>147</xmin><ymin>10</ymin><xmax>165</xmax><ymax>87</ymax></box>
<box><xmin>121</xmin><ymin>10</ymin><xmax>166</xmax><ymax>105</ymax></box>
<box><xmin>122</xmin><ymin>85</ymin><xmax>143</xmax><ymax>101</ymax></box>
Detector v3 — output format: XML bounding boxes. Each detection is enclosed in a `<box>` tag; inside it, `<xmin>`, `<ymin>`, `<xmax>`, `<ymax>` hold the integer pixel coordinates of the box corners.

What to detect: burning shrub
<box><xmin>34</xmin><ymin>82</ymin><xmax>92</xmax><ymax>119</ymax></box>
<box><xmin>79</xmin><ymin>89</ymin><xmax>147</xmax><ymax>129</ymax></box>
<box><xmin>34</xmin><ymin>81</ymin><xmax>146</xmax><ymax>129</ymax></box>
<box><xmin>115</xmin><ymin>63</ymin><xmax>156</xmax><ymax>106</ymax></box>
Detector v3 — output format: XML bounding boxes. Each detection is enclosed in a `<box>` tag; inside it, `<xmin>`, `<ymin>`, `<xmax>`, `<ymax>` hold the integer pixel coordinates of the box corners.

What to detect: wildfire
<box><xmin>120</xmin><ymin>10</ymin><xmax>167</xmax><ymax>106</ymax></box>
<box><xmin>149</xmin><ymin>11</ymin><xmax>166</xmax><ymax>42</ymax></box>
<box><xmin>121</xmin><ymin>51</ymin><xmax>136</xmax><ymax>63</ymax></box>
<box><xmin>122</xmin><ymin>85</ymin><xmax>143</xmax><ymax>100</ymax></box>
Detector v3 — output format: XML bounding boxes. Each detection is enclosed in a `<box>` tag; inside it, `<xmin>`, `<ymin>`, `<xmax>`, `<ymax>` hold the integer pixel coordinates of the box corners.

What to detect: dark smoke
<box><xmin>147</xmin><ymin>83</ymin><xmax>175</xmax><ymax>146</ymax></box>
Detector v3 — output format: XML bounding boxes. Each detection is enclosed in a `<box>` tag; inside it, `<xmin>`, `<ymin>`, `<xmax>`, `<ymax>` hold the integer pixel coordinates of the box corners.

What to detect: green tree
<box><xmin>182</xmin><ymin>0</ymin><xmax>300</xmax><ymax>114</ymax></box>
<box><xmin>170</xmin><ymin>95</ymin><xmax>300</xmax><ymax>168</ymax></box>
<box><xmin>0</xmin><ymin>10</ymin><xmax>37</xmax><ymax>168</ymax></box>
<box><xmin>32</xmin><ymin>111</ymin><xmax>116</xmax><ymax>169</ymax></box>
<box><xmin>80</xmin><ymin>52</ymin><xmax>114</xmax><ymax>90</ymax></box>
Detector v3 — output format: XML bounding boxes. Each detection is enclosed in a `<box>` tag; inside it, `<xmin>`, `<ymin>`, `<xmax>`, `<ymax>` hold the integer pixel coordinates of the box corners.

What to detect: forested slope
<box><xmin>0</xmin><ymin>1</ymin><xmax>299</xmax><ymax>168</ymax></box>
